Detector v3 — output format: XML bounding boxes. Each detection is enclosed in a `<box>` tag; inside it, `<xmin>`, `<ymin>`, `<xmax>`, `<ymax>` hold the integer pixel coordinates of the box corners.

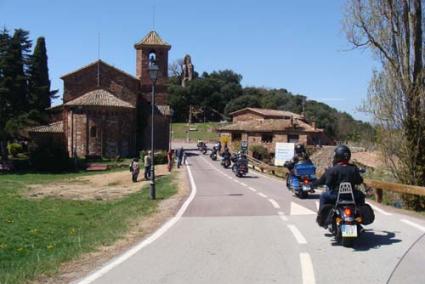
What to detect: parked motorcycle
<box><xmin>286</xmin><ymin>162</ymin><xmax>317</xmax><ymax>198</ymax></box>
<box><xmin>325</xmin><ymin>182</ymin><xmax>375</xmax><ymax>247</ymax></box>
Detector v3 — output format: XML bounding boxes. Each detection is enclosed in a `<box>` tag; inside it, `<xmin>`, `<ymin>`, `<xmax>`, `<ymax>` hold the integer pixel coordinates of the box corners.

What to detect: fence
<box><xmin>246</xmin><ymin>155</ymin><xmax>425</xmax><ymax>203</ymax></box>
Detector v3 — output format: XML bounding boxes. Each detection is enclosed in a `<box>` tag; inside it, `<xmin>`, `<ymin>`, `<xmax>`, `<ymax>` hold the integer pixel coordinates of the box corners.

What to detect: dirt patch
<box><xmin>26</xmin><ymin>165</ymin><xmax>169</xmax><ymax>201</ymax></box>
<box><xmin>32</xmin><ymin>166</ymin><xmax>191</xmax><ymax>284</ymax></box>
<box><xmin>351</xmin><ymin>151</ymin><xmax>384</xmax><ymax>169</ymax></box>
<box><xmin>310</xmin><ymin>146</ymin><xmax>384</xmax><ymax>175</ymax></box>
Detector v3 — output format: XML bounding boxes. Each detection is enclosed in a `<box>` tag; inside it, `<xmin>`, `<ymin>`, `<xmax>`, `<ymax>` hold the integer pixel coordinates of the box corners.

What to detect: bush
<box><xmin>29</xmin><ymin>141</ymin><xmax>71</xmax><ymax>172</ymax></box>
<box><xmin>249</xmin><ymin>144</ymin><xmax>268</xmax><ymax>161</ymax></box>
<box><xmin>8</xmin><ymin>143</ymin><xmax>23</xmax><ymax>158</ymax></box>
<box><xmin>139</xmin><ymin>150</ymin><xmax>168</xmax><ymax>165</ymax></box>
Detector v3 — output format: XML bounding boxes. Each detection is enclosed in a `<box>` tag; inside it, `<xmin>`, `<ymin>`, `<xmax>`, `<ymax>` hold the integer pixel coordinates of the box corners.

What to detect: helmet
<box><xmin>295</xmin><ymin>144</ymin><xmax>305</xmax><ymax>154</ymax></box>
<box><xmin>334</xmin><ymin>145</ymin><xmax>351</xmax><ymax>163</ymax></box>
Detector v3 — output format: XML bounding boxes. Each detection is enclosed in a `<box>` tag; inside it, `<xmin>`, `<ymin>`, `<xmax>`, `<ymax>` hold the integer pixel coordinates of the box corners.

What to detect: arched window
<box><xmin>148</xmin><ymin>51</ymin><xmax>157</xmax><ymax>65</ymax></box>
<box><xmin>90</xmin><ymin>126</ymin><xmax>97</xmax><ymax>138</ymax></box>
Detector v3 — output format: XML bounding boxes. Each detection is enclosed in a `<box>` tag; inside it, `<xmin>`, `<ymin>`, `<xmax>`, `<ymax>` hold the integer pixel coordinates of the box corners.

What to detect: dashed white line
<box><xmin>76</xmin><ymin>159</ymin><xmax>197</xmax><ymax>284</ymax></box>
<box><xmin>401</xmin><ymin>219</ymin><xmax>425</xmax><ymax>232</ymax></box>
<box><xmin>315</xmin><ymin>201</ymin><xmax>319</xmax><ymax>211</ymax></box>
<box><xmin>257</xmin><ymin>192</ymin><xmax>268</xmax><ymax>198</ymax></box>
<box><xmin>288</xmin><ymin>224</ymin><xmax>307</xmax><ymax>244</ymax></box>
<box><xmin>278</xmin><ymin>211</ymin><xmax>288</xmax><ymax>221</ymax></box>
<box><xmin>370</xmin><ymin>204</ymin><xmax>392</xmax><ymax>216</ymax></box>
<box><xmin>268</xmin><ymin>198</ymin><xmax>281</xmax><ymax>209</ymax></box>
<box><xmin>248</xmin><ymin>187</ymin><xmax>257</xmax><ymax>192</ymax></box>
<box><xmin>240</xmin><ymin>182</ymin><xmax>248</xmax><ymax>187</ymax></box>
<box><xmin>300</xmin><ymin>253</ymin><xmax>316</xmax><ymax>284</ymax></box>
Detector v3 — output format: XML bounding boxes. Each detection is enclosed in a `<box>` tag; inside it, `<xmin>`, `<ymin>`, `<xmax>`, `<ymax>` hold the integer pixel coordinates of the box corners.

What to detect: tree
<box><xmin>344</xmin><ymin>0</ymin><xmax>424</xmax><ymax>188</ymax></box>
<box><xmin>0</xmin><ymin>28</ymin><xmax>11</xmax><ymax>160</ymax></box>
<box><xmin>29</xmin><ymin>37</ymin><xmax>57</xmax><ymax>114</ymax></box>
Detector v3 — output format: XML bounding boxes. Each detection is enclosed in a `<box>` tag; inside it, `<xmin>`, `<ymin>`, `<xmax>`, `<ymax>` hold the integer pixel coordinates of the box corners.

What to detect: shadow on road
<box><xmin>242</xmin><ymin>175</ymin><xmax>259</xmax><ymax>179</ymax></box>
<box><xmin>305</xmin><ymin>193</ymin><xmax>320</xmax><ymax>200</ymax></box>
<box><xmin>353</xmin><ymin>230</ymin><xmax>402</xmax><ymax>251</ymax></box>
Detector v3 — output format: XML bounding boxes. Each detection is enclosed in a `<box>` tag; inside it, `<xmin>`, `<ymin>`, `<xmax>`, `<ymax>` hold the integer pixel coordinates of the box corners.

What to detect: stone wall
<box><xmin>65</xmin><ymin>108</ymin><xmax>136</xmax><ymax>158</ymax></box>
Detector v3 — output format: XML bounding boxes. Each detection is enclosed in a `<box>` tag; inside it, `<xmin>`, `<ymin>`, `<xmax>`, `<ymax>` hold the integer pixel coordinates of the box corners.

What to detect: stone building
<box><xmin>28</xmin><ymin>31</ymin><xmax>172</xmax><ymax>158</ymax></box>
<box><xmin>216</xmin><ymin>108</ymin><xmax>333</xmax><ymax>153</ymax></box>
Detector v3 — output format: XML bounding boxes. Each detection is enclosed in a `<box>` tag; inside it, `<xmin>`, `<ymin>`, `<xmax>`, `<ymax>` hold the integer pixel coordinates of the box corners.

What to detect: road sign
<box><xmin>274</xmin><ymin>143</ymin><xmax>295</xmax><ymax>166</ymax></box>
<box><xmin>240</xmin><ymin>141</ymin><xmax>248</xmax><ymax>152</ymax></box>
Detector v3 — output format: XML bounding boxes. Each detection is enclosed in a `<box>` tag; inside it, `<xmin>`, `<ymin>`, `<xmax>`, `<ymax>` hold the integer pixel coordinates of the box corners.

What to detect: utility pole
<box><xmin>187</xmin><ymin>105</ymin><xmax>192</xmax><ymax>142</ymax></box>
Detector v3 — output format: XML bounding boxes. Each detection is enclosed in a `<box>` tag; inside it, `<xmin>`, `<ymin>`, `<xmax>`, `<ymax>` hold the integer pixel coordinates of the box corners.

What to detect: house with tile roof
<box><xmin>216</xmin><ymin>108</ymin><xmax>333</xmax><ymax>154</ymax></box>
<box><xmin>28</xmin><ymin>31</ymin><xmax>172</xmax><ymax>158</ymax></box>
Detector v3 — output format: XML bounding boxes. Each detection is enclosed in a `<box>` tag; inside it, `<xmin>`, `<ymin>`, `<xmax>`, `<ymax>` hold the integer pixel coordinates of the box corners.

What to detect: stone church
<box><xmin>29</xmin><ymin>31</ymin><xmax>172</xmax><ymax>158</ymax></box>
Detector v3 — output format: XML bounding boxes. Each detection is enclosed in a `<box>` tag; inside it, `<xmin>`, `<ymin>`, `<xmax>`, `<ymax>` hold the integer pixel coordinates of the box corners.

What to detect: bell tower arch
<box><xmin>134</xmin><ymin>31</ymin><xmax>171</xmax><ymax>93</ymax></box>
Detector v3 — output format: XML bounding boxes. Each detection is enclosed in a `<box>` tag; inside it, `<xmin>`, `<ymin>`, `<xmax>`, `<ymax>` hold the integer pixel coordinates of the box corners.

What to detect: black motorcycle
<box><xmin>326</xmin><ymin>182</ymin><xmax>375</xmax><ymax>247</ymax></box>
<box><xmin>221</xmin><ymin>157</ymin><xmax>231</xmax><ymax>168</ymax></box>
<box><xmin>232</xmin><ymin>159</ymin><xmax>248</xmax><ymax>177</ymax></box>
<box><xmin>210</xmin><ymin>149</ymin><xmax>217</xmax><ymax>161</ymax></box>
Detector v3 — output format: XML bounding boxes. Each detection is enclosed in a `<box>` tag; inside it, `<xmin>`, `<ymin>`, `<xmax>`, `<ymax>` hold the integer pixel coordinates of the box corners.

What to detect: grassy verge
<box><xmin>0</xmin><ymin>171</ymin><xmax>177</xmax><ymax>284</ymax></box>
<box><xmin>171</xmin><ymin>122</ymin><xmax>223</xmax><ymax>141</ymax></box>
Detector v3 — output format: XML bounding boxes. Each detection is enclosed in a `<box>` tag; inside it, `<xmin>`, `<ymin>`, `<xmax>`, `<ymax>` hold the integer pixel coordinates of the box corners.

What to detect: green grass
<box><xmin>171</xmin><ymin>122</ymin><xmax>224</xmax><ymax>141</ymax></box>
<box><xmin>0</xmin><ymin>171</ymin><xmax>177</xmax><ymax>284</ymax></box>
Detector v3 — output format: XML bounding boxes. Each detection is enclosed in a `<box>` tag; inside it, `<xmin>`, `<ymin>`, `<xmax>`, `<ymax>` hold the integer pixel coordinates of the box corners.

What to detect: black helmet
<box><xmin>334</xmin><ymin>145</ymin><xmax>351</xmax><ymax>163</ymax></box>
<box><xmin>295</xmin><ymin>144</ymin><xmax>305</xmax><ymax>154</ymax></box>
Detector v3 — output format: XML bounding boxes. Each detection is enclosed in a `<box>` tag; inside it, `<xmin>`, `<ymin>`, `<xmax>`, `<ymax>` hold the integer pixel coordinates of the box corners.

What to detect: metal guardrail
<box><xmin>246</xmin><ymin>155</ymin><xmax>425</xmax><ymax>203</ymax></box>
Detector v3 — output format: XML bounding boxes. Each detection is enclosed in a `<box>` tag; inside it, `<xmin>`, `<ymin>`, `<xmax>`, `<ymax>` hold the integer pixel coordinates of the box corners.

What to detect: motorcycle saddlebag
<box><xmin>316</xmin><ymin>204</ymin><xmax>333</xmax><ymax>227</ymax></box>
<box><xmin>358</xmin><ymin>204</ymin><xmax>375</xmax><ymax>225</ymax></box>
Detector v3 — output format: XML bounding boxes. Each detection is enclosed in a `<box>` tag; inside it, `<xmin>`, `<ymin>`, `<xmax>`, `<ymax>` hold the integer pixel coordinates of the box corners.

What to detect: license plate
<box><xmin>341</xmin><ymin>224</ymin><xmax>357</xmax><ymax>237</ymax></box>
<box><xmin>302</xmin><ymin>185</ymin><xmax>311</xmax><ymax>191</ymax></box>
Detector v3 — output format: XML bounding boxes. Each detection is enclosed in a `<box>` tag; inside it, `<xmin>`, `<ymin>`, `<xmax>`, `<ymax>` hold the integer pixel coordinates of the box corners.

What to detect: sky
<box><xmin>0</xmin><ymin>0</ymin><xmax>379</xmax><ymax>121</ymax></box>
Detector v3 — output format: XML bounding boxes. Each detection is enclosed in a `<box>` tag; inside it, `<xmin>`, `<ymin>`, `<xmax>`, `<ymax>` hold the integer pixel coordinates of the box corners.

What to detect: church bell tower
<box><xmin>134</xmin><ymin>31</ymin><xmax>171</xmax><ymax>94</ymax></box>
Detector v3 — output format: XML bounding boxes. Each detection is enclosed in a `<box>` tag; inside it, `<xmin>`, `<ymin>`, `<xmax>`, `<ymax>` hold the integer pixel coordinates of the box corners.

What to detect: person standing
<box><xmin>144</xmin><ymin>151</ymin><xmax>152</xmax><ymax>180</ymax></box>
<box><xmin>130</xmin><ymin>158</ymin><xmax>140</xmax><ymax>182</ymax></box>
<box><xmin>177</xmin><ymin>147</ymin><xmax>184</xmax><ymax>168</ymax></box>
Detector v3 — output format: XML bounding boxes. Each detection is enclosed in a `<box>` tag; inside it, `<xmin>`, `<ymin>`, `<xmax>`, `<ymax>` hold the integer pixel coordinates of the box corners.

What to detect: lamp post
<box><xmin>148</xmin><ymin>58</ymin><xmax>160</xmax><ymax>200</ymax></box>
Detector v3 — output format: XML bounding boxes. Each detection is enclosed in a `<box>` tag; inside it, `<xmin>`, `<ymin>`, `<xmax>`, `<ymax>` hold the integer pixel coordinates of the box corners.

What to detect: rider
<box><xmin>314</xmin><ymin>144</ymin><xmax>365</xmax><ymax>212</ymax></box>
<box><xmin>222</xmin><ymin>147</ymin><xmax>231</xmax><ymax>160</ymax></box>
<box><xmin>284</xmin><ymin>143</ymin><xmax>312</xmax><ymax>176</ymax></box>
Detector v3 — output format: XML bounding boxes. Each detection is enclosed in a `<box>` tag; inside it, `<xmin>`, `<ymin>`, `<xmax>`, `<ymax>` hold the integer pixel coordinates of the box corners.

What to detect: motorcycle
<box><xmin>210</xmin><ymin>149</ymin><xmax>217</xmax><ymax>161</ymax></box>
<box><xmin>221</xmin><ymin>156</ymin><xmax>231</xmax><ymax>168</ymax></box>
<box><xmin>325</xmin><ymin>182</ymin><xmax>375</xmax><ymax>247</ymax></box>
<box><xmin>197</xmin><ymin>142</ymin><xmax>208</xmax><ymax>154</ymax></box>
<box><xmin>232</xmin><ymin>159</ymin><xmax>248</xmax><ymax>177</ymax></box>
<box><xmin>286</xmin><ymin>162</ymin><xmax>317</xmax><ymax>199</ymax></box>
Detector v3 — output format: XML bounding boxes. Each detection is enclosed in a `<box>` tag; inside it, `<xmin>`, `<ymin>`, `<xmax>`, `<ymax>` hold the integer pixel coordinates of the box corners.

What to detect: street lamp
<box><xmin>148</xmin><ymin>57</ymin><xmax>160</xmax><ymax>200</ymax></box>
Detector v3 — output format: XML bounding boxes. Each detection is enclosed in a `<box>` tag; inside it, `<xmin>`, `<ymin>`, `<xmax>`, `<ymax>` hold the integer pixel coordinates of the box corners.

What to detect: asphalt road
<box><xmin>76</xmin><ymin>148</ymin><xmax>425</xmax><ymax>284</ymax></box>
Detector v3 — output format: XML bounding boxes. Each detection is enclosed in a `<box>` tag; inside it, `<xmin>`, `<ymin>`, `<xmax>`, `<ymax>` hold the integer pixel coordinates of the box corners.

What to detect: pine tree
<box><xmin>29</xmin><ymin>37</ymin><xmax>57</xmax><ymax>113</ymax></box>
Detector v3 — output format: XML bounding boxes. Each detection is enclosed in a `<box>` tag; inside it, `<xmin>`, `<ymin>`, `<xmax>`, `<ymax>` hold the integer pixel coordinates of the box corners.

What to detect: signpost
<box><xmin>274</xmin><ymin>143</ymin><xmax>295</xmax><ymax>166</ymax></box>
<box><xmin>240</xmin><ymin>140</ymin><xmax>248</xmax><ymax>153</ymax></box>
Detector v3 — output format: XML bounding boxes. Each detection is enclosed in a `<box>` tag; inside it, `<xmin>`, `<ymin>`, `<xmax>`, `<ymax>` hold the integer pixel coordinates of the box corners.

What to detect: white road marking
<box><xmin>76</xmin><ymin>160</ymin><xmax>198</xmax><ymax>284</ymax></box>
<box><xmin>315</xmin><ymin>201</ymin><xmax>319</xmax><ymax>211</ymax></box>
<box><xmin>401</xmin><ymin>219</ymin><xmax>425</xmax><ymax>232</ymax></box>
<box><xmin>257</xmin><ymin>192</ymin><xmax>268</xmax><ymax>198</ymax></box>
<box><xmin>288</xmin><ymin>224</ymin><xmax>307</xmax><ymax>244</ymax></box>
<box><xmin>268</xmin><ymin>198</ymin><xmax>281</xmax><ymax>209</ymax></box>
<box><xmin>240</xmin><ymin>182</ymin><xmax>248</xmax><ymax>187</ymax></box>
<box><xmin>300</xmin><ymin>252</ymin><xmax>316</xmax><ymax>284</ymax></box>
<box><xmin>248</xmin><ymin>187</ymin><xmax>257</xmax><ymax>192</ymax></box>
<box><xmin>290</xmin><ymin>202</ymin><xmax>316</xmax><ymax>215</ymax></box>
<box><xmin>369</xmin><ymin>204</ymin><xmax>392</xmax><ymax>216</ymax></box>
<box><xmin>278</xmin><ymin>211</ymin><xmax>288</xmax><ymax>221</ymax></box>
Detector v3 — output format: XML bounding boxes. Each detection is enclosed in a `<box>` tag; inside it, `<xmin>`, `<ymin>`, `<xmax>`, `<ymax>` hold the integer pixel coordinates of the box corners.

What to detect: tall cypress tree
<box><xmin>29</xmin><ymin>37</ymin><xmax>56</xmax><ymax>113</ymax></box>
<box><xmin>6</xmin><ymin>29</ymin><xmax>31</xmax><ymax>115</ymax></box>
<box><xmin>0</xmin><ymin>28</ymin><xmax>11</xmax><ymax>161</ymax></box>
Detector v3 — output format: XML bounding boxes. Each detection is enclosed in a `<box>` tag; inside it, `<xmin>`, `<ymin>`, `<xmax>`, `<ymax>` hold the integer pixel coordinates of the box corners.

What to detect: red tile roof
<box><xmin>64</xmin><ymin>89</ymin><xmax>135</xmax><ymax>108</ymax></box>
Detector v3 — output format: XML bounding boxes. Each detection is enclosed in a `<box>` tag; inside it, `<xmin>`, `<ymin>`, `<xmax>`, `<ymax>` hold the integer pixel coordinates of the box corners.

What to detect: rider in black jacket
<box><xmin>314</xmin><ymin>145</ymin><xmax>365</xmax><ymax>211</ymax></box>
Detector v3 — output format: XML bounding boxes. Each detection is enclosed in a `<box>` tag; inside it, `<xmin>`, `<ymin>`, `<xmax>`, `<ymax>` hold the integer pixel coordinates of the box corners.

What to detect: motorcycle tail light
<box><xmin>303</xmin><ymin>177</ymin><xmax>309</xmax><ymax>184</ymax></box>
<box><xmin>344</xmin><ymin>207</ymin><xmax>353</xmax><ymax>217</ymax></box>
